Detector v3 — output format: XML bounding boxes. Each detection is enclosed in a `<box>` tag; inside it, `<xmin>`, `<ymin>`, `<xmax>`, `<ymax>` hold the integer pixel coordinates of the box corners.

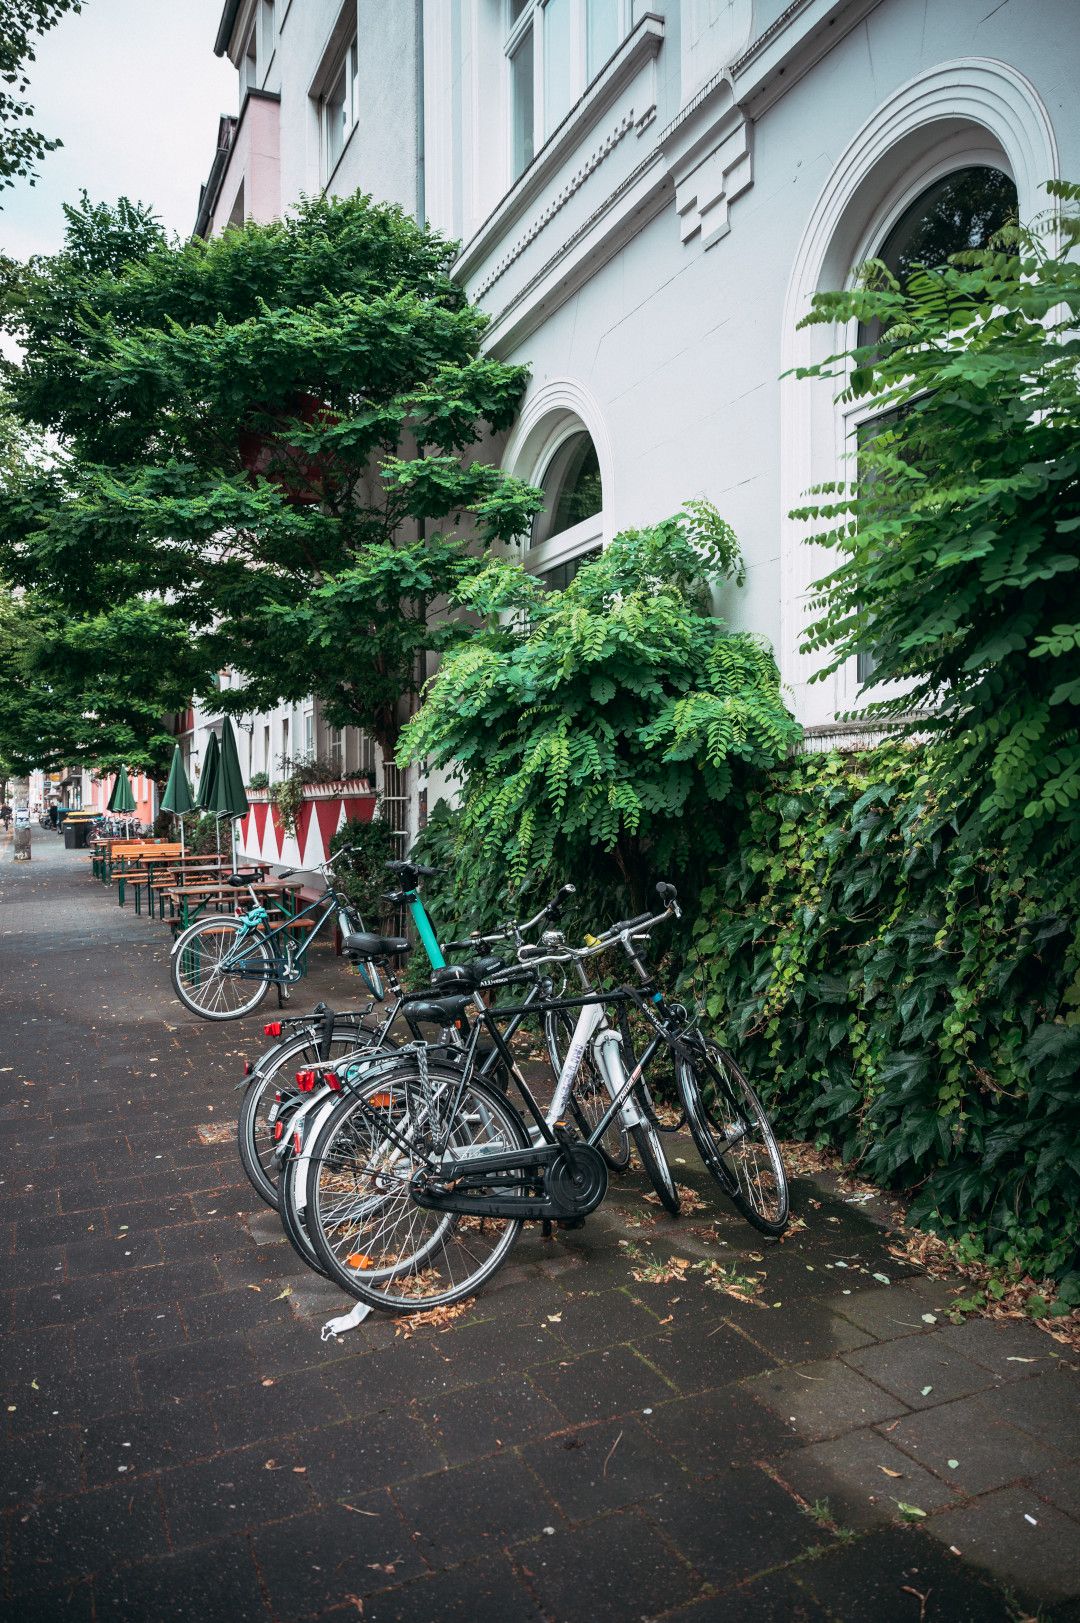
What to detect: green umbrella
<box><xmin>160</xmin><ymin>745</ymin><xmax>194</xmax><ymax>854</ymax></box>
<box><xmin>107</xmin><ymin>765</ymin><xmax>136</xmax><ymax>815</ymax></box>
<box><xmin>207</xmin><ymin>718</ymin><xmax>248</xmax><ymax>865</ymax></box>
<box><xmin>195</xmin><ymin>730</ymin><xmax>220</xmax><ymax>811</ymax></box>
<box><xmin>195</xmin><ymin>730</ymin><xmax>221</xmax><ymax>852</ymax></box>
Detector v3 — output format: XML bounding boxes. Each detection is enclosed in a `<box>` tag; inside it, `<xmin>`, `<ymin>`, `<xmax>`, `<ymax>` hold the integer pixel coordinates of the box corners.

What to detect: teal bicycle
<box><xmin>169</xmin><ymin>846</ymin><xmax>402</xmax><ymax>1021</ymax></box>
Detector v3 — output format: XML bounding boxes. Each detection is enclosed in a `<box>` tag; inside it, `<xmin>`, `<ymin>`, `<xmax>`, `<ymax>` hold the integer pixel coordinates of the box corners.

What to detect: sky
<box><xmin>2</xmin><ymin>0</ymin><xmax>237</xmax><ymax>264</ymax></box>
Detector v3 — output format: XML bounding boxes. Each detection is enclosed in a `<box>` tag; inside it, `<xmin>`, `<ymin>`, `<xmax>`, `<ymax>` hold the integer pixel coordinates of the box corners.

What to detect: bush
<box><xmin>399</xmin><ymin>503</ymin><xmax>800</xmax><ymax>913</ymax></box>
<box><xmin>328</xmin><ymin>814</ymin><xmax>399</xmax><ymax>922</ymax></box>
<box><xmin>687</xmin><ymin>744</ymin><xmax>1080</xmax><ymax>1290</ymax></box>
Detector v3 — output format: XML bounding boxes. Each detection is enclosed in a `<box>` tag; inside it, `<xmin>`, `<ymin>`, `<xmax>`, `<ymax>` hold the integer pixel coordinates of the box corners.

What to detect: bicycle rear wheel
<box><xmin>238</xmin><ymin>1020</ymin><xmax>390</xmax><ymax>1209</ymax></box>
<box><xmin>306</xmin><ymin>1065</ymin><xmax>527</xmax><ymax>1312</ymax></box>
<box><xmin>171</xmin><ymin>916</ymin><xmax>273</xmax><ymax>1020</ymax></box>
<box><xmin>676</xmin><ymin>1042</ymin><xmax>788</xmax><ymax>1235</ymax></box>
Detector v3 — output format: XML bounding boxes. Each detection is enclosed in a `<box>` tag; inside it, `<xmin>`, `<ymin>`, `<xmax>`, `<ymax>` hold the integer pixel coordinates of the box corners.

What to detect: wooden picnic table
<box><xmin>148</xmin><ymin>862</ymin><xmax>270</xmax><ymax>920</ymax></box>
<box><xmin>110</xmin><ymin>857</ymin><xmax>269</xmax><ymax>915</ymax></box>
<box><xmin>163</xmin><ymin>879</ymin><xmax>301</xmax><ymax>932</ymax></box>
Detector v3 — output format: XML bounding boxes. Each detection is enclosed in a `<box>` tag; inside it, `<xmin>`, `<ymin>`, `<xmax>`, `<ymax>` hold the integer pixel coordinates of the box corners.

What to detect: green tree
<box><xmin>0</xmin><ymin>0</ymin><xmax>81</xmax><ymax>194</ymax></box>
<box><xmin>399</xmin><ymin>503</ymin><xmax>801</xmax><ymax>909</ymax></box>
<box><xmin>1</xmin><ymin>192</ymin><xmax>540</xmax><ymax>758</ymax></box>
<box><xmin>793</xmin><ymin>180</ymin><xmax>1080</xmax><ymax>883</ymax></box>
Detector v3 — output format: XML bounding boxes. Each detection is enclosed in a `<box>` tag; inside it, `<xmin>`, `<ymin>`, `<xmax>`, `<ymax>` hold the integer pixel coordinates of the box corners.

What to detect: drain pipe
<box><xmin>415</xmin><ymin>0</ymin><xmax>426</xmax><ymax>227</ymax></box>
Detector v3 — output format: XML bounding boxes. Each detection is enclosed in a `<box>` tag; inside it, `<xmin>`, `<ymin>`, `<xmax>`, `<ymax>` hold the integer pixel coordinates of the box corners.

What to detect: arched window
<box><xmin>531</xmin><ymin>430</ymin><xmax>603</xmax><ymax>548</ymax></box>
<box><xmin>858</xmin><ymin>165</ymin><xmax>1017</xmax><ymax>346</ymax></box>
<box><xmin>853</xmin><ymin>165</ymin><xmax>1017</xmax><ymax>680</ymax></box>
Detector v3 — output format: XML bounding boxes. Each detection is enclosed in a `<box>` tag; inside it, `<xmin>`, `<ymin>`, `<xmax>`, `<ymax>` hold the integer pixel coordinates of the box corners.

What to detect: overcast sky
<box><xmin>2</xmin><ymin>0</ymin><xmax>237</xmax><ymax>263</ymax></box>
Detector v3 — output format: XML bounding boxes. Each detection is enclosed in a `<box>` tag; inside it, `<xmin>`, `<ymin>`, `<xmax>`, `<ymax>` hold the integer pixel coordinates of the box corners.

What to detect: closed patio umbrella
<box><xmin>195</xmin><ymin>730</ymin><xmax>221</xmax><ymax>852</ymax></box>
<box><xmin>160</xmin><ymin>745</ymin><xmax>194</xmax><ymax>855</ymax></box>
<box><xmin>207</xmin><ymin>718</ymin><xmax>248</xmax><ymax>866</ymax></box>
<box><xmin>107</xmin><ymin>765</ymin><xmax>136</xmax><ymax>816</ymax></box>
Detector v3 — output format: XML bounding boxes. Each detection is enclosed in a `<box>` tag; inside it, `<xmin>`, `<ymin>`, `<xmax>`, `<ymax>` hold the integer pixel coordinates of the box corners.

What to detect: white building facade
<box><xmin>194</xmin><ymin>0</ymin><xmax>1077</xmax><ymax>864</ymax></box>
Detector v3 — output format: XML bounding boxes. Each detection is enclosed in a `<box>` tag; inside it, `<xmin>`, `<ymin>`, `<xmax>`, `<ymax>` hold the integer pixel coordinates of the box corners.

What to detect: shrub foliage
<box><xmin>688</xmin><ymin>745</ymin><xmax>1080</xmax><ymax>1292</ymax></box>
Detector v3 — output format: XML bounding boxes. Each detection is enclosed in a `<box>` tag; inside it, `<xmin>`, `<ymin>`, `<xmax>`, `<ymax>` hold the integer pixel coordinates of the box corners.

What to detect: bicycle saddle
<box><xmin>226</xmin><ymin>871</ymin><xmax>260</xmax><ymax>886</ymax></box>
<box><xmin>342</xmin><ymin>929</ymin><xmax>411</xmax><ymax>959</ymax></box>
<box><xmin>405</xmin><ymin>994</ymin><xmax>473</xmax><ymax>1025</ymax></box>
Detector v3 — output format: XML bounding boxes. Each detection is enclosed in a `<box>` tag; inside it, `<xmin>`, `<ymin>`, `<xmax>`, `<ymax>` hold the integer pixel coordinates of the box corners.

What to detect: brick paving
<box><xmin>2</xmin><ymin>830</ymin><xmax>1079</xmax><ymax>1621</ymax></box>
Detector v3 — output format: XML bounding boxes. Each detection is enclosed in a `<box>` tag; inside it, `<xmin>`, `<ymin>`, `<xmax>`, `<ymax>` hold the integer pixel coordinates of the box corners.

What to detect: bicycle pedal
<box><xmin>556</xmin><ymin>1216</ymin><xmax>586</xmax><ymax>1230</ymax></box>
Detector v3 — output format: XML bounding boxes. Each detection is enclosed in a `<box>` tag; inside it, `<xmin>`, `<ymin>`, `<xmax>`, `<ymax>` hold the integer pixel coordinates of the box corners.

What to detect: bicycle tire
<box><xmin>629</xmin><ymin>1112</ymin><xmax>681</xmax><ymax>1216</ymax></box>
<box><xmin>543</xmin><ymin>1008</ymin><xmax>631</xmax><ymax>1172</ymax></box>
<box><xmin>276</xmin><ymin>1095</ymin><xmax>339</xmax><ymax>1279</ymax></box>
<box><xmin>676</xmin><ymin>1042</ymin><xmax>788</xmax><ymax>1235</ymax></box>
<box><xmin>306</xmin><ymin>1064</ymin><xmax>528</xmax><ymax>1312</ymax></box>
<box><xmin>238</xmin><ymin>1020</ymin><xmax>389</xmax><ymax>1209</ymax></box>
<box><xmin>170</xmin><ymin>916</ymin><xmax>273</xmax><ymax>1020</ymax></box>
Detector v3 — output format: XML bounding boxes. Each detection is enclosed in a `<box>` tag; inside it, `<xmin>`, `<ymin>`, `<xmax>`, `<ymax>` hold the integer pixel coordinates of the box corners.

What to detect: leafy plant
<box><xmin>687</xmin><ymin>744</ymin><xmax>1080</xmax><ymax>1285</ymax></box>
<box><xmin>247</xmin><ymin>771</ymin><xmax>269</xmax><ymax>791</ymax></box>
<box><xmin>793</xmin><ymin>180</ymin><xmax>1080</xmax><ymax>891</ymax></box>
<box><xmin>328</xmin><ymin>815</ymin><xmax>400</xmax><ymax>921</ymax></box>
<box><xmin>399</xmin><ymin>503</ymin><xmax>800</xmax><ymax>911</ymax></box>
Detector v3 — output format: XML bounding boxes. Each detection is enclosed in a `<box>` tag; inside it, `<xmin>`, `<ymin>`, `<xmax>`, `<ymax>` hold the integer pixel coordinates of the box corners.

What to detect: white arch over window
<box><xmin>503</xmin><ymin>376</ymin><xmax>614</xmax><ymax>582</ymax></box>
<box><xmin>778</xmin><ymin>58</ymin><xmax>1059</xmax><ymax>728</ymax></box>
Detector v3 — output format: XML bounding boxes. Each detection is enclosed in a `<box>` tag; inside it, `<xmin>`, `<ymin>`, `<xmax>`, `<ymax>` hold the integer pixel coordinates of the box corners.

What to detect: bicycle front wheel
<box><xmin>629</xmin><ymin>1111</ymin><xmax>680</xmax><ymax>1216</ymax></box>
<box><xmin>676</xmin><ymin>1042</ymin><xmax>788</xmax><ymax>1235</ymax></box>
<box><xmin>306</xmin><ymin>1065</ymin><xmax>528</xmax><ymax>1312</ymax></box>
<box><xmin>544</xmin><ymin>1009</ymin><xmax>631</xmax><ymax>1172</ymax></box>
<box><xmin>170</xmin><ymin>916</ymin><xmax>274</xmax><ymax>1020</ymax></box>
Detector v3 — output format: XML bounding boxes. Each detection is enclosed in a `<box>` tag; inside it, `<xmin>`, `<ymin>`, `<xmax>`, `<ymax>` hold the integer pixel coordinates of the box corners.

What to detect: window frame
<box><xmin>320</xmin><ymin>32</ymin><xmax>359</xmax><ymax>184</ymax></box>
<box><xmin>505</xmin><ymin>0</ymin><xmax>630</xmax><ymax>184</ymax></box>
<box><xmin>523</xmin><ymin>420</ymin><xmax>605</xmax><ymax>582</ymax></box>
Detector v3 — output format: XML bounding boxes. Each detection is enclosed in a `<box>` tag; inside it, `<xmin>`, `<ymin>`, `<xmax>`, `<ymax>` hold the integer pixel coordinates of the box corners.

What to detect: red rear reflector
<box><xmin>295</xmin><ymin>1070</ymin><xmax>316</xmax><ymax>1092</ymax></box>
<box><xmin>324</xmin><ymin>1072</ymin><xmax>342</xmax><ymax>1092</ymax></box>
<box><xmin>273</xmin><ymin>1122</ymin><xmax>284</xmax><ymax>1142</ymax></box>
<box><xmin>242</xmin><ymin>1061</ymin><xmax>251</xmax><ymax>1076</ymax></box>
<box><xmin>292</xmin><ymin>1130</ymin><xmax>302</xmax><ymax>1153</ymax></box>
<box><xmin>263</xmin><ymin>1022</ymin><xmax>282</xmax><ymax>1037</ymax></box>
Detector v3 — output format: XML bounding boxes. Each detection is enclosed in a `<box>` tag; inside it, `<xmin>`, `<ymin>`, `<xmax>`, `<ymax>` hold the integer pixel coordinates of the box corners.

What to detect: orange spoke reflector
<box><xmin>346</xmin><ymin>1253</ymin><xmax>375</xmax><ymax>1270</ymax></box>
<box><xmin>370</xmin><ymin>1092</ymin><xmax>393</xmax><ymax>1108</ymax></box>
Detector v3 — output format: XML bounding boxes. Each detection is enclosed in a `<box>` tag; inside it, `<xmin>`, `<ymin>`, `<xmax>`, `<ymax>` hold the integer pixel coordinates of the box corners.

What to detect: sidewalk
<box><xmin>1</xmin><ymin>838</ymin><xmax>1078</xmax><ymax>1621</ymax></box>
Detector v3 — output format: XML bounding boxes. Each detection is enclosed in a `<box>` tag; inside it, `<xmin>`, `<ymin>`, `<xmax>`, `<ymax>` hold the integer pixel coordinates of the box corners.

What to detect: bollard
<box><xmin>13</xmin><ymin>824</ymin><xmax>31</xmax><ymax>861</ymax></box>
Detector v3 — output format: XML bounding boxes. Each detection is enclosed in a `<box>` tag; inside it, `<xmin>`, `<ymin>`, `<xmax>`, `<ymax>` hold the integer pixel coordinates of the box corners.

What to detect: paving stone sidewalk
<box><xmin>2</xmin><ymin>833</ymin><xmax>1079</xmax><ymax>1622</ymax></box>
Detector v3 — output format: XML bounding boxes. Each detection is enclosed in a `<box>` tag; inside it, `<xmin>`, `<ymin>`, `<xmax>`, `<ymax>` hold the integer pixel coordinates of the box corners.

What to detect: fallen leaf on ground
<box><xmin>878</xmin><ymin>1466</ymin><xmax>903</xmax><ymax>1478</ymax></box>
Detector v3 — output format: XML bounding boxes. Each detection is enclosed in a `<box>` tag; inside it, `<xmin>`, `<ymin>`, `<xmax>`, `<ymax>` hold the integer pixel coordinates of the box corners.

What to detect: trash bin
<box><xmin>63</xmin><ymin>822</ymin><xmax>80</xmax><ymax>849</ymax></box>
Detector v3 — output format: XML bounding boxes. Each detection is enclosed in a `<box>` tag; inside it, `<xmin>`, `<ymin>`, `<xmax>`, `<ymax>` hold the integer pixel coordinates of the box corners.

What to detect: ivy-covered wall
<box><xmin>686</xmin><ymin>744</ymin><xmax>1080</xmax><ymax>1289</ymax></box>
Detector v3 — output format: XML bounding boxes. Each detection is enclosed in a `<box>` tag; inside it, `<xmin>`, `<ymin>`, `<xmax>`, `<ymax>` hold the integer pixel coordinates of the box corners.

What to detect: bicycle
<box><xmin>300</xmin><ymin>882</ymin><xmax>788</xmax><ymax>1311</ymax></box>
<box><xmin>234</xmin><ymin>860</ymin><xmax>562</xmax><ymax>1207</ymax></box>
<box><xmin>170</xmin><ymin>846</ymin><xmax>371</xmax><ymax>1020</ymax></box>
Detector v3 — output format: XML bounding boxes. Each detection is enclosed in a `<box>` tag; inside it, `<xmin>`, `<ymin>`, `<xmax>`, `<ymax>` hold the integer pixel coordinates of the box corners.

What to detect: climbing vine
<box><xmin>685</xmin><ymin>744</ymin><xmax>1080</xmax><ymax>1292</ymax></box>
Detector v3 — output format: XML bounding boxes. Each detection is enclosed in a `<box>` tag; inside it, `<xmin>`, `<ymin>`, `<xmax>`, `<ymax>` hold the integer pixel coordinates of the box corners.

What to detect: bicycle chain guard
<box><xmin>410</xmin><ymin>1140</ymin><xmax>608</xmax><ymax>1222</ymax></box>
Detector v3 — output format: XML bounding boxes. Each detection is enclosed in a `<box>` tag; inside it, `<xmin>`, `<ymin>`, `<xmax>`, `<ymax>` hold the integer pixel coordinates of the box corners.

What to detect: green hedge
<box><xmin>687</xmin><ymin>744</ymin><xmax>1080</xmax><ymax>1291</ymax></box>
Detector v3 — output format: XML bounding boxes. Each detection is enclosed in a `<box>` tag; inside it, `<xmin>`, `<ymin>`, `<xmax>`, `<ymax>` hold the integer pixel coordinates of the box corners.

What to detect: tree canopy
<box><xmin>0</xmin><ymin>191</ymin><xmax>540</xmax><ymax>766</ymax></box>
<box><xmin>0</xmin><ymin>0</ymin><xmax>80</xmax><ymax>195</ymax></box>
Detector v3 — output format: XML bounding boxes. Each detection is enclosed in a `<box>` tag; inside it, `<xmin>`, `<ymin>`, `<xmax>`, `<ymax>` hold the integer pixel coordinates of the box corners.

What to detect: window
<box><xmin>240</xmin><ymin>23</ymin><xmax>257</xmax><ymax>99</ymax></box>
<box><xmin>329</xmin><ymin>727</ymin><xmax>344</xmax><ymax>775</ymax></box>
<box><xmin>539</xmin><ymin>546</ymin><xmax>601</xmax><ymax>590</ymax></box>
<box><xmin>531</xmin><ymin>430</ymin><xmax>603</xmax><ymax>547</ymax></box>
<box><xmin>258</xmin><ymin>0</ymin><xmax>276</xmax><ymax>68</ymax></box>
<box><xmin>507</xmin><ymin>0</ymin><xmax>629</xmax><ymax>180</ymax></box>
<box><xmin>850</xmin><ymin>166</ymin><xmax>1017</xmax><ymax>682</ymax></box>
<box><xmin>303</xmin><ymin>710</ymin><xmax>314</xmax><ymax>756</ymax></box>
<box><xmin>857</xmin><ymin>166</ymin><xmax>1017</xmax><ymax>348</ymax></box>
<box><xmin>322</xmin><ymin>36</ymin><xmax>358</xmax><ymax>179</ymax></box>
<box><xmin>263</xmin><ymin>725</ymin><xmax>271</xmax><ymax>778</ymax></box>
<box><xmin>281</xmin><ymin>717</ymin><xmax>289</xmax><ymax>765</ymax></box>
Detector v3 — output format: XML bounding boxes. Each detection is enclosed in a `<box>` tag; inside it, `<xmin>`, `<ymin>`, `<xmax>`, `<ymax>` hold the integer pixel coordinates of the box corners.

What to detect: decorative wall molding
<box><xmin>671</xmin><ymin>107</ymin><xmax>752</xmax><ymax>250</ymax></box>
<box><xmin>474</xmin><ymin>111</ymin><xmax>638</xmax><ymax>299</ymax></box>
